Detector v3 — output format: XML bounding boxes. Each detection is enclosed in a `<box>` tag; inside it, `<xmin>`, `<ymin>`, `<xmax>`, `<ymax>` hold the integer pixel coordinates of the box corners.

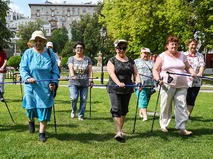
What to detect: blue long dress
<box><xmin>20</xmin><ymin>48</ymin><xmax>60</xmax><ymax>109</ymax></box>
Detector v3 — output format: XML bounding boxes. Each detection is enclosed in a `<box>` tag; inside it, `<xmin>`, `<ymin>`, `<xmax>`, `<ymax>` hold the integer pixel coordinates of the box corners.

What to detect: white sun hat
<box><xmin>141</xmin><ymin>47</ymin><xmax>151</xmax><ymax>53</ymax></box>
<box><xmin>29</xmin><ymin>30</ymin><xmax>47</xmax><ymax>42</ymax></box>
<box><xmin>114</xmin><ymin>39</ymin><xmax>128</xmax><ymax>47</ymax></box>
<box><xmin>46</xmin><ymin>42</ymin><xmax>53</xmax><ymax>48</ymax></box>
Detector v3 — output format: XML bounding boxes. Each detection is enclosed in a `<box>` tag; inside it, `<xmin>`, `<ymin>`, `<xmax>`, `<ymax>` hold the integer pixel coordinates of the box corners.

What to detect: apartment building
<box><xmin>29</xmin><ymin>1</ymin><xmax>97</xmax><ymax>33</ymax></box>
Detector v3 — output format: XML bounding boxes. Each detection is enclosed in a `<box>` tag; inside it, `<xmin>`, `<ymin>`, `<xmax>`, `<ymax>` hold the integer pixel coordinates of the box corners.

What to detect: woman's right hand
<box><xmin>118</xmin><ymin>82</ymin><xmax>125</xmax><ymax>87</ymax></box>
<box><xmin>27</xmin><ymin>77</ymin><xmax>36</xmax><ymax>83</ymax></box>
<box><xmin>157</xmin><ymin>78</ymin><xmax>164</xmax><ymax>86</ymax></box>
<box><xmin>72</xmin><ymin>76</ymin><xmax>77</xmax><ymax>80</ymax></box>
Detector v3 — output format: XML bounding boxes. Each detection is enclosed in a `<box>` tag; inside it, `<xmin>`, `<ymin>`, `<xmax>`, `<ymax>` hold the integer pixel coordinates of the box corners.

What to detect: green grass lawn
<box><xmin>0</xmin><ymin>84</ymin><xmax>212</xmax><ymax>159</ymax></box>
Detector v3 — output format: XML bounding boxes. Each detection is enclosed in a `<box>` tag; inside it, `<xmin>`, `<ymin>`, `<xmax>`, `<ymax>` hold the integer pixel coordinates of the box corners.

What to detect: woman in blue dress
<box><xmin>20</xmin><ymin>31</ymin><xmax>60</xmax><ymax>142</ymax></box>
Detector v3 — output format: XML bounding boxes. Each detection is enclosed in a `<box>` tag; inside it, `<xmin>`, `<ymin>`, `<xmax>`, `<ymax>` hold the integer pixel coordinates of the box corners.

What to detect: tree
<box><xmin>101</xmin><ymin>0</ymin><xmax>213</xmax><ymax>57</ymax></box>
<box><xmin>69</xmin><ymin>12</ymin><xmax>114</xmax><ymax>64</ymax></box>
<box><xmin>60</xmin><ymin>41</ymin><xmax>75</xmax><ymax>58</ymax></box>
<box><xmin>16</xmin><ymin>19</ymin><xmax>44</xmax><ymax>54</ymax></box>
<box><xmin>0</xmin><ymin>0</ymin><xmax>13</xmax><ymax>47</ymax></box>
<box><xmin>191</xmin><ymin>0</ymin><xmax>213</xmax><ymax>51</ymax></box>
<box><xmin>60</xmin><ymin>3</ymin><xmax>115</xmax><ymax>65</ymax></box>
<box><xmin>50</xmin><ymin>27</ymin><xmax>69</xmax><ymax>54</ymax></box>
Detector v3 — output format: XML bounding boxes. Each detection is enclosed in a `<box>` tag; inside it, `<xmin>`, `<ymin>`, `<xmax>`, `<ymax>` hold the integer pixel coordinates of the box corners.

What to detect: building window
<box><xmin>45</xmin><ymin>29</ymin><xmax>49</xmax><ymax>33</ymax></box>
<box><xmin>62</xmin><ymin>16</ymin><xmax>65</xmax><ymax>22</ymax></box>
<box><xmin>83</xmin><ymin>8</ymin><xmax>86</xmax><ymax>14</ymax></box>
<box><xmin>67</xmin><ymin>11</ymin><xmax>70</xmax><ymax>17</ymax></box>
<box><xmin>51</xmin><ymin>11</ymin><xmax>55</xmax><ymax>17</ymax></box>
<box><xmin>36</xmin><ymin>10</ymin><xmax>40</xmax><ymax>17</ymax></box>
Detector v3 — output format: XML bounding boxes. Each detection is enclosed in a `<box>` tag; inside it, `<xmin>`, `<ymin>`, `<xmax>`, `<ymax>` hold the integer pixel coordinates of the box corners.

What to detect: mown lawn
<box><xmin>0</xmin><ymin>84</ymin><xmax>212</xmax><ymax>159</ymax></box>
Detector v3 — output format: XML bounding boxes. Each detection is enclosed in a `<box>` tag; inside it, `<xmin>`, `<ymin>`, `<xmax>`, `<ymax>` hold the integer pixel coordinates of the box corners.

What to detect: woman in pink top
<box><xmin>153</xmin><ymin>35</ymin><xmax>197</xmax><ymax>136</ymax></box>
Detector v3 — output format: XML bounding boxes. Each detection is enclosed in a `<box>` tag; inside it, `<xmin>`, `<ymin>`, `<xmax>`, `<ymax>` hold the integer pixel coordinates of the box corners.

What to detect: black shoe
<box><xmin>0</xmin><ymin>98</ymin><xmax>5</xmax><ymax>102</ymax></box>
<box><xmin>39</xmin><ymin>133</ymin><xmax>46</xmax><ymax>142</ymax></box>
<box><xmin>29</xmin><ymin>121</ymin><xmax>35</xmax><ymax>133</ymax></box>
<box><xmin>114</xmin><ymin>132</ymin><xmax>125</xmax><ymax>142</ymax></box>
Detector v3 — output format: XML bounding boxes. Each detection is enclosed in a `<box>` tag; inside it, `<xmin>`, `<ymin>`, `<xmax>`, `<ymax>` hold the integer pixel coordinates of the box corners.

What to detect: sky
<box><xmin>9</xmin><ymin>0</ymin><xmax>101</xmax><ymax>17</ymax></box>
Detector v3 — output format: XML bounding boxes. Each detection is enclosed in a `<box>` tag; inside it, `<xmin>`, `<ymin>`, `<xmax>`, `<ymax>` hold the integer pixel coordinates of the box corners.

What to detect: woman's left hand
<box><xmin>197</xmin><ymin>73</ymin><xmax>203</xmax><ymax>77</ymax></box>
<box><xmin>191</xmin><ymin>73</ymin><xmax>197</xmax><ymax>78</ymax></box>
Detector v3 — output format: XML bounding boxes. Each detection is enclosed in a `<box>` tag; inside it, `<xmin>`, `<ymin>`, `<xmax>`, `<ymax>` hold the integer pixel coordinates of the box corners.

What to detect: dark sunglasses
<box><xmin>76</xmin><ymin>47</ymin><xmax>83</xmax><ymax>49</ymax></box>
<box><xmin>116</xmin><ymin>47</ymin><xmax>127</xmax><ymax>51</ymax></box>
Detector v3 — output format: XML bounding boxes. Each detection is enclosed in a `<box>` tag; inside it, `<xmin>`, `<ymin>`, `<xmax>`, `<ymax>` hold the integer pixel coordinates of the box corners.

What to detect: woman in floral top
<box><xmin>134</xmin><ymin>47</ymin><xmax>154</xmax><ymax>121</ymax></box>
<box><xmin>184</xmin><ymin>39</ymin><xmax>205</xmax><ymax>119</ymax></box>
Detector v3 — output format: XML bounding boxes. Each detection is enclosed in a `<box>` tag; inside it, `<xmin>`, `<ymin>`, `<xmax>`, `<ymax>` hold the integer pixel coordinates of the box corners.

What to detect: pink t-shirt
<box><xmin>159</xmin><ymin>52</ymin><xmax>188</xmax><ymax>88</ymax></box>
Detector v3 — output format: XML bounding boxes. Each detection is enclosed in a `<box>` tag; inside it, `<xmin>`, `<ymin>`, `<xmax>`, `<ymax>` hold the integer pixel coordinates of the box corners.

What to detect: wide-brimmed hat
<box><xmin>114</xmin><ymin>39</ymin><xmax>128</xmax><ymax>47</ymax></box>
<box><xmin>141</xmin><ymin>47</ymin><xmax>151</xmax><ymax>53</ymax></box>
<box><xmin>29</xmin><ymin>30</ymin><xmax>47</xmax><ymax>42</ymax></box>
<box><xmin>46</xmin><ymin>42</ymin><xmax>53</xmax><ymax>48</ymax></box>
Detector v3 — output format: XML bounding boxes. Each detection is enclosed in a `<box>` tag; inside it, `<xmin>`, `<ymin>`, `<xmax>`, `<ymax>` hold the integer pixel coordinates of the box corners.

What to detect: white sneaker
<box><xmin>71</xmin><ymin>112</ymin><xmax>75</xmax><ymax>118</ymax></box>
<box><xmin>139</xmin><ymin>112</ymin><xmax>143</xmax><ymax>118</ymax></box>
<box><xmin>143</xmin><ymin>117</ymin><xmax>148</xmax><ymax>121</ymax></box>
<box><xmin>78</xmin><ymin>117</ymin><xmax>84</xmax><ymax>121</ymax></box>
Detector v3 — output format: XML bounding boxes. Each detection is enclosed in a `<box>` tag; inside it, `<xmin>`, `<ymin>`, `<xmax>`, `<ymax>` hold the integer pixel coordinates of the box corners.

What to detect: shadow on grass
<box><xmin>54</xmin><ymin>100</ymin><xmax>70</xmax><ymax>104</ymax></box>
<box><xmin>132</xmin><ymin>127</ymin><xmax>213</xmax><ymax>140</ymax></box>
<box><xmin>0</xmin><ymin>123</ymin><xmax>27</xmax><ymax>132</ymax></box>
<box><xmin>189</xmin><ymin>116</ymin><xmax>213</xmax><ymax>122</ymax></box>
<box><xmin>0</xmin><ymin>99</ymin><xmax>22</xmax><ymax>103</ymax></box>
<box><xmin>48</xmin><ymin>132</ymin><xmax>114</xmax><ymax>143</ymax></box>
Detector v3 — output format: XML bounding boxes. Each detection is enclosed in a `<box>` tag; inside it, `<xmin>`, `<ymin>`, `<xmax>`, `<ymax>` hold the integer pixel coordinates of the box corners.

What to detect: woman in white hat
<box><xmin>134</xmin><ymin>47</ymin><xmax>155</xmax><ymax>121</ymax></box>
<box><xmin>107</xmin><ymin>39</ymin><xmax>140</xmax><ymax>141</ymax></box>
<box><xmin>20</xmin><ymin>30</ymin><xmax>60</xmax><ymax>142</ymax></box>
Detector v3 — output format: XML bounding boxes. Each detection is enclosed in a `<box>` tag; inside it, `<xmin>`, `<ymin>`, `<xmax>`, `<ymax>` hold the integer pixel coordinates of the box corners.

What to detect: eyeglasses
<box><xmin>76</xmin><ymin>47</ymin><xmax>83</xmax><ymax>49</ymax></box>
<box><xmin>116</xmin><ymin>47</ymin><xmax>127</xmax><ymax>51</ymax></box>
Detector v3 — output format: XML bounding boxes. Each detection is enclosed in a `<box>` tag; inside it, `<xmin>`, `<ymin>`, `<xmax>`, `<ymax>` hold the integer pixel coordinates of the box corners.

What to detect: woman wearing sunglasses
<box><xmin>107</xmin><ymin>39</ymin><xmax>140</xmax><ymax>141</ymax></box>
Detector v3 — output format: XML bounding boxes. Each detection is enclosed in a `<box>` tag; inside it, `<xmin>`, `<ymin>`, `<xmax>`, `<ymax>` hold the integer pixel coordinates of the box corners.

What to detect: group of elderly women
<box><xmin>20</xmin><ymin>31</ymin><xmax>205</xmax><ymax>142</ymax></box>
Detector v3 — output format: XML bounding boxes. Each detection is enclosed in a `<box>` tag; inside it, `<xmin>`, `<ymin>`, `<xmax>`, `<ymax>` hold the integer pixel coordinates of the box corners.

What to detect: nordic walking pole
<box><xmin>52</xmin><ymin>103</ymin><xmax>57</xmax><ymax>133</ymax></box>
<box><xmin>19</xmin><ymin>76</ymin><xmax>23</xmax><ymax>100</ymax></box>
<box><xmin>132</xmin><ymin>88</ymin><xmax>141</xmax><ymax>133</ymax></box>
<box><xmin>150</xmin><ymin>83</ymin><xmax>162</xmax><ymax>133</ymax></box>
<box><xmin>88</xmin><ymin>78</ymin><xmax>96</xmax><ymax>118</ymax></box>
<box><xmin>2</xmin><ymin>98</ymin><xmax>15</xmax><ymax>124</ymax></box>
<box><xmin>89</xmin><ymin>84</ymin><xmax>92</xmax><ymax>118</ymax></box>
<box><xmin>51</xmin><ymin>84</ymin><xmax>57</xmax><ymax>133</ymax></box>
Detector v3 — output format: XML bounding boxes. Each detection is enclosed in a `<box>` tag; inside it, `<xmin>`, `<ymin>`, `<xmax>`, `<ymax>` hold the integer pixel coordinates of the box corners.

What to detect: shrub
<box><xmin>7</xmin><ymin>55</ymin><xmax>21</xmax><ymax>70</ymax></box>
<box><xmin>61</xmin><ymin>56</ymin><xmax>69</xmax><ymax>69</ymax></box>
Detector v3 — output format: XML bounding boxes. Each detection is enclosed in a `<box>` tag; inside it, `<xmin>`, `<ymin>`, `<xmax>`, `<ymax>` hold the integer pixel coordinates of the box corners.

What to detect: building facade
<box><xmin>29</xmin><ymin>1</ymin><xmax>97</xmax><ymax>34</ymax></box>
<box><xmin>6</xmin><ymin>10</ymin><xmax>34</xmax><ymax>33</ymax></box>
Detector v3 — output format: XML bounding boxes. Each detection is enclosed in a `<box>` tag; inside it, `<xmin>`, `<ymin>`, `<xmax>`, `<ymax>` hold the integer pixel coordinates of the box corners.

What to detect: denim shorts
<box><xmin>26</xmin><ymin>107</ymin><xmax>52</xmax><ymax>122</ymax></box>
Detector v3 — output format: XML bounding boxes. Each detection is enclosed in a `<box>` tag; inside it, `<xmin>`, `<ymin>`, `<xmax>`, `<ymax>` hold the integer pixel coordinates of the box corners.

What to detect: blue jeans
<box><xmin>69</xmin><ymin>85</ymin><xmax>88</xmax><ymax>118</ymax></box>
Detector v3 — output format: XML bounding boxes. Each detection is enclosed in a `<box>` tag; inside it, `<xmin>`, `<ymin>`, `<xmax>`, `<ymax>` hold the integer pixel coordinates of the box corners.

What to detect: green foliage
<box><xmin>101</xmin><ymin>0</ymin><xmax>213</xmax><ymax>57</ymax></box>
<box><xmin>0</xmin><ymin>0</ymin><xmax>13</xmax><ymax>47</ymax></box>
<box><xmin>50</xmin><ymin>27</ymin><xmax>69</xmax><ymax>54</ymax></box>
<box><xmin>7</xmin><ymin>55</ymin><xmax>21</xmax><ymax>69</ymax></box>
<box><xmin>60</xmin><ymin>41</ymin><xmax>75</xmax><ymax>58</ymax></box>
<box><xmin>17</xmin><ymin>19</ymin><xmax>44</xmax><ymax>54</ymax></box>
<box><xmin>61</xmin><ymin>56</ymin><xmax>69</xmax><ymax>68</ymax></box>
<box><xmin>70</xmin><ymin>14</ymin><xmax>101</xmax><ymax>58</ymax></box>
<box><xmin>69</xmin><ymin>12</ymin><xmax>114</xmax><ymax>64</ymax></box>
